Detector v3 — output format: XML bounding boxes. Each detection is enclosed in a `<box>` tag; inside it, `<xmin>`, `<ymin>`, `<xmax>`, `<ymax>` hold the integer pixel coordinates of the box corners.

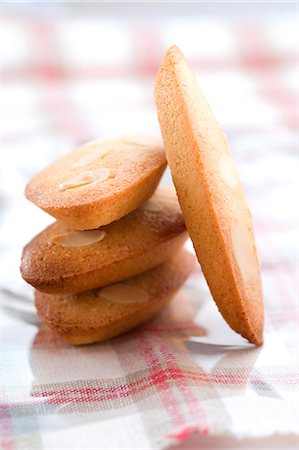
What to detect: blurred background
<box><xmin>1</xmin><ymin>1</ymin><xmax>297</xmax><ymax>313</ymax></box>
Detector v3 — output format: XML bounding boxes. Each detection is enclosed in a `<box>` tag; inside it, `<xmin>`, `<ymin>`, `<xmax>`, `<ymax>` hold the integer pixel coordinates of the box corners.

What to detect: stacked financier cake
<box><xmin>21</xmin><ymin>136</ymin><xmax>195</xmax><ymax>345</ymax></box>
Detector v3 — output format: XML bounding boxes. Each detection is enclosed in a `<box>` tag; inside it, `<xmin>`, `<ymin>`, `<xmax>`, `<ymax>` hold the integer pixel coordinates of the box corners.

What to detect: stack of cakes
<box><xmin>21</xmin><ymin>137</ymin><xmax>195</xmax><ymax>345</ymax></box>
<box><xmin>21</xmin><ymin>46</ymin><xmax>264</xmax><ymax>347</ymax></box>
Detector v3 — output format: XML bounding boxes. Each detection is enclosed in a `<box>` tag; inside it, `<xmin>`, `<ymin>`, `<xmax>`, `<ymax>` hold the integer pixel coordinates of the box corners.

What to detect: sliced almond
<box><xmin>72</xmin><ymin>148</ymin><xmax>109</xmax><ymax>168</ymax></box>
<box><xmin>52</xmin><ymin>230</ymin><xmax>106</xmax><ymax>247</ymax></box>
<box><xmin>218</xmin><ymin>154</ymin><xmax>240</xmax><ymax>189</ymax></box>
<box><xmin>58</xmin><ymin>171</ymin><xmax>96</xmax><ymax>191</ymax></box>
<box><xmin>71</xmin><ymin>138</ymin><xmax>161</xmax><ymax>168</ymax></box>
<box><xmin>98</xmin><ymin>283</ymin><xmax>149</xmax><ymax>304</ymax></box>
<box><xmin>231</xmin><ymin>220</ymin><xmax>257</xmax><ymax>285</ymax></box>
<box><xmin>58</xmin><ymin>168</ymin><xmax>110</xmax><ymax>191</ymax></box>
<box><xmin>92</xmin><ymin>168</ymin><xmax>111</xmax><ymax>181</ymax></box>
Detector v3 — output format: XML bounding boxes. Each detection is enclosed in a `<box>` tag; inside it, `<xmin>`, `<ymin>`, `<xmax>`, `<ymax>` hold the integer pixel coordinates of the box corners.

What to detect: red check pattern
<box><xmin>1</xmin><ymin>7</ymin><xmax>298</xmax><ymax>450</ymax></box>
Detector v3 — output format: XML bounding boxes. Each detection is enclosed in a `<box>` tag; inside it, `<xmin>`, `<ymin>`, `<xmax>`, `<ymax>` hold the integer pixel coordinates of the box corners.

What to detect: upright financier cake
<box><xmin>155</xmin><ymin>45</ymin><xmax>264</xmax><ymax>345</ymax></box>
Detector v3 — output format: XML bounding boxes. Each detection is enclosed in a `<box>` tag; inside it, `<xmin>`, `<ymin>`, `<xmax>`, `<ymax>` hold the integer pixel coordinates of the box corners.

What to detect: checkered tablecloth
<box><xmin>1</xmin><ymin>5</ymin><xmax>298</xmax><ymax>449</ymax></box>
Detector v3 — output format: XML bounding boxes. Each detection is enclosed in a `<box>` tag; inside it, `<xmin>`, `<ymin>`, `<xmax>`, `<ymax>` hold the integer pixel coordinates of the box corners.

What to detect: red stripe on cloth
<box><xmin>258</xmin><ymin>77</ymin><xmax>297</xmax><ymax>129</ymax></box>
<box><xmin>168</xmin><ymin>423</ymin><xmax>209</xmax><ymax>442</ymax></box>
<box><xmin>235</xmin><ymin>24</ymin><xmax>279</xmax><ymax>71</ymax></box>
<box><xmin>150</xmin><ymin>334</ymin><xmax>208</xmax><ymax>432</ymax></box>
<box><xmin>31</xmin><ymin>367</ymin><xmax>298</xmax><ymax>405</ymax></box>
<box><xmin>0</xmin><ymin>440</ymin><xmax>16</xmax><ymax>450</ymax></box>
<box><xmin>255</xmin><ymin>219</ymin><xmax>295</xmax><ymax>310</ymax></box>
<box><xmin>4</xmin><ymin>53</ymin><xmax>296</xmax><ymax>82</ymax></box>
<box><xmin>132</xmin><ymin>26</ymin><xmax>162</xmax><ymax>77</ymax></box>
<box><xmin>138</xmin><ymin>335</ymin><xmax>185</xmax><ymax>427</ymax></box>
<box><xmin>192</xmin><ymin>53</ymin><xmax>296</xmax><ymax>70</ymax></box>
<box><xmin>0</xmin><ymin>404</ymin><xmax>16</xmax><ymax>448</ymax></box>
<box><xmin>235</xmin><ymin>24</ymin><xmax>297</xmax><ymax>129</ymax></box>
<box><xmin>4</xmin><ymin>66</ymin><xmax>135</xmax><ymax>81</ymax></box>
<box><xmin>29</xmin><ymin>21</ymin><xmax>90</xmax><ymax>142</ymax></box>
<box><xmin>268</xmin><ymin>311</ymin><xmax>298</xmax><ymax>323</ymax></box>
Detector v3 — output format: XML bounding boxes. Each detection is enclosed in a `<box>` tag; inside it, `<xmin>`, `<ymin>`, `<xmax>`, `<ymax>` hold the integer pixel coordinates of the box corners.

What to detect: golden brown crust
<box><xmin>25</xmin><ymin>137</ymin><xmax>167</xmax><ymax>230</ymax></box>
<box><xmin>154</xmin><ymin>46</ymin><xmax>264</xmax><ymax>345</ymax></box>
<box><xmin>34</xmin><ymin>249</ymin><xmax>196</xmax><ymax>345</ymax></box>
<box><xmin>21</xmin><ymin>187</ymin><xmax>188</xmax><ymax>294</ymax></box>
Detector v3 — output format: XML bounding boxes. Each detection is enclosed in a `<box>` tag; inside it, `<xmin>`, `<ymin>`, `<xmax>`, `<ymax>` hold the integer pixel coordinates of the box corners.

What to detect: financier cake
<box><xmin>35</xmin><ymin>249</ymin><xmax>196</xmax><ymax>345</ymax></box>
<box><xmin>21</xmin><ymin>187</ymin><xmax>188</xmax><ymax>294</ymax></box>
<box><xmin>25</xmin><ymin>136</ymin><xmax>167</xmax><ymax>230</ymax></box>
<box><xmin>154</xmin><ymin>46</ymin><xmax>264</xmax><ymax>345</ymax></box>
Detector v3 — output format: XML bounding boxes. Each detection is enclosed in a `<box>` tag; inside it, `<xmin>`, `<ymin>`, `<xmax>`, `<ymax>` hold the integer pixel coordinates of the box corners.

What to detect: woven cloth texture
<box><xmin>1</xmin><ymin>8</ymin><xmax>298</xmax><ymax>450</ymax></box>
